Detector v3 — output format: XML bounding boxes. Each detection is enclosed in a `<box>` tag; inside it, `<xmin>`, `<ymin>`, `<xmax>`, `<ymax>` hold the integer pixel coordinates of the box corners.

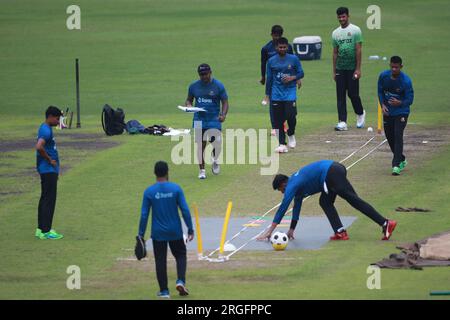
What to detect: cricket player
<box><xmin>35</xmin><ymin>106</ymin><xmax>64</xmax><ymax>240</ymax></box>
<box><xmin>260</xmin><ymin>25</ymin><xmax>295</xmax><ymax>136</ymax></box>
<box><xmin>332</xmin><ymin>7</ymin><xmax>366</xmax><ymax>131</ymax></box>
<box><xmin>186</xmin><ymin>63</ymin><xmax>229</xmax><ymax>179</ymax></box>
<box><xmin>378</xmin><ymin>56</ymin><xmax>414</xmax><ymax>175</ymax></box>
<box><xmin>257</xmin><ymin>160</ymin><xmax>397</xmax><ymax>241</ymax></box>
<box><xmin>265</xmin><ymin>37</ymin><xmax>304</xmax><ymax>153</ymax></box>
<box><xmin>137</xmin><ymin>161</ymin><xmax>194</xmax><ymax>298</ymax></box>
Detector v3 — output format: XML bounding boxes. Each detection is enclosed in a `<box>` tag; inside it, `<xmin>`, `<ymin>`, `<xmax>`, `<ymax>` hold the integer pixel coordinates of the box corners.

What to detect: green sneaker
<box><xmin>399</xmin><ymin>159</ymin><xmax>408</xmax><ymax>171</ymax></box>
<box><xmin>43</xmin><ymin>229</ymin><xmax>64</xmax><ymax>240</ymax></box>
<box><xmin>392</xmin><ymin>166</ymin><xmax>401</xmax><ymax>176</ymax></box>
<box><xmin>34</xmin><ymin>228</ymin><xmax>46</xmax><ymax>239</ymax></box>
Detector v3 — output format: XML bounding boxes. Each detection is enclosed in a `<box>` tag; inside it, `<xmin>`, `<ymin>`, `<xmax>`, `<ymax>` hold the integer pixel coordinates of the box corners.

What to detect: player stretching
<box><xmin>257</xmin><ymin>160</ymin><xmax>397</xmax><ymax>241</ymax></box>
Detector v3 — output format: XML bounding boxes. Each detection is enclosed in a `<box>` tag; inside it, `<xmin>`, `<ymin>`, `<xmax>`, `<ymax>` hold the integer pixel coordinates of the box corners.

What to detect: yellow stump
<box><xmin>219</xmin><ymin>201</ymin><xmax>233</xmax><ymax>255</ymax></box>
<box><xmin>377</xmin><ymin>101</ymin><xmax>383</xmax><ymax>134</ymax></box>
<box><xmin>193</xmin><ymin>203</ymin><xmax>203</xmax><ymax>259</ymax></box>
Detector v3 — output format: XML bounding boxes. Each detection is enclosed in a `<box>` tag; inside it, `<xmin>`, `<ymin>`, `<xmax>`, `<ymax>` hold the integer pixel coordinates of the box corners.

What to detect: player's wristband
<box><xmin>290</xmin><ymin>220</ymin><xmax>298</xmax><ymax>230</ymax></box>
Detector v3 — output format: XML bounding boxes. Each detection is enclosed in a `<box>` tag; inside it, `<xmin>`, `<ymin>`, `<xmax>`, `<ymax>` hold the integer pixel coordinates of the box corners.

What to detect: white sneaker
<box><xmin>211</xmin><ymin>159</ymin><xmax>220</xmax><ymax>175</ymax></box>
<box><xmin>275</xmin><ymin>145</ymin><xmax>289</xmax><ymax>153</ymax></box>
<box><xmin>335</xmin><ymin>121</ymin><xmax>348</xmax><ymax>131</ymax></box>
<box><xmin>287</xmin><ymin>135</ymin><xmax>296</xmax><ymax>149</ymax></box>
<box><xmin>198</xmin><ymin>169</ymin><xmax>206</xmax><ymax>179</ymax></box>
<box><xmin>356</xmin><ymin>110</ymin><xmax>366</xmax><ymax>128</ymax></box>
<box><xmin>271</xmin><ymin>129</ymin><xmax>276</xmax><ymax>136</ymax></box>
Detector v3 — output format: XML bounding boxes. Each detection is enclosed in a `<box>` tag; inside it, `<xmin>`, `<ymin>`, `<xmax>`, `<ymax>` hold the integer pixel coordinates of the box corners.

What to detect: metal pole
<box><xmin>76</xmin><ymin>58</ymin><xmax>81</xmax><ymax>128</ymax></box>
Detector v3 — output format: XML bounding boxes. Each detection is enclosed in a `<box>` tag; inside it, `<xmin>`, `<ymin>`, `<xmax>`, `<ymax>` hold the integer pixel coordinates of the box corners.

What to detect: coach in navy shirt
<box><xmin>260</xmin><ymin>25</ymin><xmax>294</xmax><ymax>85</ymax></box>
<box><xmin>186</xmin><ymin>63</ymin><xmax>229</xmax><ymax>180</ymax></box>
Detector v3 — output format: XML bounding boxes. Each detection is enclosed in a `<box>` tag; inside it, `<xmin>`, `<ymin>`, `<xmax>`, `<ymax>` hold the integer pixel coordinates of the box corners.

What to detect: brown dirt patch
<box><xmin>0</xmin><ymin>132</ymin><xmax>120</xmax><ymax>200</ymax></box>
<box><xmin>0</xmin><ymin>133</ymin><xmax>118</xmax><ymax>152</ymax></box>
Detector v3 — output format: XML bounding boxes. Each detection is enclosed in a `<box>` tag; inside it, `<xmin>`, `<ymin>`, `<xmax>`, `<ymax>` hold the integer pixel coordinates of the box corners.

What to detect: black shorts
<box><xmin>195</xmin><ymin>128</ymin><xmax>222</xmax><ymax>143</ymax></box>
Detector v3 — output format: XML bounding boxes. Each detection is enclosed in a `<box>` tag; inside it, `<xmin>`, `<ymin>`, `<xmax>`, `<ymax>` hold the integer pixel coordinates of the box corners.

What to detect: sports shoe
<box><xmin>271</xmin><ymin>129</ymin><xmax>276</xmax><ymax>136</ymax></box>
<box><xmin>382</xmin><ymin>220</ymin><xmax>397</xmax><ymax>240</ymax></box>
<box><xmin>35</xmin><ymin>228</ymin><xmax>43</xmax><ymax>238</ymax></box>
<box><xmin>157</xmin><ymin>289</ymin><xmax>170</xmax><ymax>299</ymax></box>
<box><xmin>399</xmin><ymin>159</ymin><xmax>408</xmax><ymax>171</ymax></box>
<box><xmin>330</xmin><ymin>230</ymin><xmax>349</xmax><ymax>240</ymax></box>
<box><xmin>287</xmin><ymin>135</ymin><xmax>296</xmax><ymax>149</ymax></box>
<box><xmin>356</xmin><ymin>110</ymin><xmax>366</xmax><ymax>128</ymax></box>
<box><xmin>42</xmin><ymin>229</ymin><xmax>64</xmax><ymax>240</ymax></box>
<box><xmin>392</xmin><ymin>167</ymin><xmax>401</xmax><ymax>176</ymax></box>
<box><xmin>211</xmin><ymin>159</ymin><xmax>220</xmax><ymax>175</ymax></box>
<box><xmin>275</xmin><ymin>145</ymin><xmax>289</xmax><ymax>153</ymax></box>
<box><xmin>198</xmin><ymin>169</ymin><xmax>206</xmax><ymax>179</ymax></box>
<box><xmin>176</xmin><ymin>280</ymin><xmax>189</xmax><ymax>296</ymax></box>
<box><xmin>335</xmin><ymin>121</ymin><xmax>348</xmax><ymax>131</ymax></box>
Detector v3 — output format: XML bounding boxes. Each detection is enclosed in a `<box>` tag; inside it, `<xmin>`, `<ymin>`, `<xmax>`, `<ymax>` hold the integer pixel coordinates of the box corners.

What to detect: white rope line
<box><xmin>222</xmin><ymin>136</ymin><xmax>386</xmax><ymax>260</ymax></box>
<box><xmin>339</xmin><ymin>136</ymin><xmax>376</xmax><ymax>163</ymax></box>
<box><xmin>204</xmin><ymin>135</ymin><xmax>383</xmax><ymax>261</ymax></box>
<box><xmin>346</xmin><ymin>139</ymin><xmax>387</xmax><ymax>170</ymax></box>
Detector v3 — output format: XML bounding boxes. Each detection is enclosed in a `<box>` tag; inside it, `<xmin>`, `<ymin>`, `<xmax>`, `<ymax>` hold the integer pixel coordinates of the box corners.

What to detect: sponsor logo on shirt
<box><xmin>198</xmin><ymin>97</ymin><xmax>213</xmax><ymax>104</ymax></box>
<box><xmin>276</xmin><ymin>72</ymin><xmax>290</xmax><ymax>80</ymax></box>
<box><xmin>337</xmin><ymin>38</ymin><xmax>353</xmax><ymax>45</ymax></box>
<box><xmin>155</xmin><ymin>192</ymin><xmax>174</xmax><ymax>200</ymax></box>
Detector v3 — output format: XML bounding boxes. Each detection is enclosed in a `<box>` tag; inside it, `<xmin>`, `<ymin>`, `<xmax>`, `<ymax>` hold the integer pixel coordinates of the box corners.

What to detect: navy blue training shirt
<box><xmin>261</xmin><ymin>40</ymin><xmax>294</xmax><ymax>78</ymax></box>
<box><xmin>188</xmin><ymin>78</ymin><xmax>228</xmax><ymax>130</ymax></box>
<box><xmin>138</xmin><ymin>181</ymin><xmax>193</xmax><ymax>241</ymax></box>
<box><xmin>265</xmin><ymin>53</ymin><xmax>304</xmax><ymax>101</ymax></box>
<box><xmin>273</xmin><ymin>160</ymin><xmax>334</xmax><ymax>224</ymax></box>
<box><xmin>378</xmin><ymin>70</ymin><xmax>414</xmax><ymax>116</ymax></box>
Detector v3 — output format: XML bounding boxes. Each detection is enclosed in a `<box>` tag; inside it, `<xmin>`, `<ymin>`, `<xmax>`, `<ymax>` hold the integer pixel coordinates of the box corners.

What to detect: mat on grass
<box><xmin>146</xmin><ymin>216</ymin><xmax>357</xmax><ymax>251</ymax></box>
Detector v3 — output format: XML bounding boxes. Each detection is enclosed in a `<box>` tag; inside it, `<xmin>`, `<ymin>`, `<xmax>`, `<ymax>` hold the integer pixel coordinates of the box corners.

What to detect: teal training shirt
<box><xmin>36</xmin><ymin>123</ymin><xmax>59</xmax><ymax>174</ymax></box>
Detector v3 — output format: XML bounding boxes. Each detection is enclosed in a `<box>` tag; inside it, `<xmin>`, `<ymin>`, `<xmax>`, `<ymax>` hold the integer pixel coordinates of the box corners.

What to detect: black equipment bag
<box><xmin>101</xmin><ymin>104</ymin><xmax>126</xmax><ymax>136</ymax></box>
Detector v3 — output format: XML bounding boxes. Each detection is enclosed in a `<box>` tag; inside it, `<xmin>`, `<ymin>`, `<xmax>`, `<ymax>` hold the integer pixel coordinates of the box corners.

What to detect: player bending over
<box><xmin>257</xmin><ymin>160</ymin><xmax>397</xmax><ymax>241</ymax></box>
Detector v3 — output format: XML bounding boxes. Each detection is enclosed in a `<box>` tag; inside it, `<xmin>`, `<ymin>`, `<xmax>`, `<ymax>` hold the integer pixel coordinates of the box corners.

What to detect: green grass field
<box><xmin>1</xmin><ymin>0</ymin><xmax>450</xmax><ymax>300</ymax></box>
